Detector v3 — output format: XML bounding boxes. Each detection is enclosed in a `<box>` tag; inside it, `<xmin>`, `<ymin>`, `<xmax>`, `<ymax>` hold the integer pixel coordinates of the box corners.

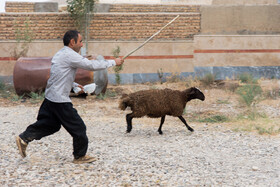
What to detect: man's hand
<box><xmin>77</xmin><ymin>85</ymin><xmax>84</xmax><ymax>95</ymax></box>
<box><xmin>86</xmin><ymin>55</ymin><xmax>96</xmax><ymax>60</ymax></box>
<box><xmin>114</xmin><ymin>57</ymin><xmax>124</xmax><ymax>66</ymax></box>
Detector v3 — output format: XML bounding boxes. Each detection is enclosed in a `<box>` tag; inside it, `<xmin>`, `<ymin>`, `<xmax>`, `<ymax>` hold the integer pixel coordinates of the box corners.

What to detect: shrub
<box><xmin>263</xmin><ymin>88</ymin><xmax>280</xmax><ymax>100</ymax></box>
<box><xmin>166</xmin><ymin>72</ymin><xmax>181</xmax><ymax>83</ymax></box>
<box><xmin>199</xmin><ymin>73</ymin><xmax>216</xmax><ymax>87</ymax></box>
<box><xmin>185</xmin><ymin>76</ymin><xmax>201</xmax><ymax>88</ymax></box>
<box><xmin>12</xmin><ymin>18</ymin><xmax>33</xmax><ymax>59</ymax></box>
<box><xmin>157</xmin><ymin>68</ymin><xmax>164</xmax><ymax>84</ymax></box>
<box><xmin>236</xmin><ymin>84</ymin><xmax>262</xmax><ymax>107</ymax></box>
<box><xmin>28</xmin><ymin>92</ymin><xmax>45</xmax><ymax>103</ymax></box>
<box><xmin>112</xmin><ymin>46</ymin><xmax>123</xmax><ymax>85</ymax></box>
<box><xmin>225</xmin><ymin>81</ymin><xmax>240</xmax><ymax>93</ymax></box>
<box><xmin>247</xmin><ymin>110</ymin><xmax>267</xmax><ymax>120</ymax></box>
<box><xmin>238</xmin><ymin>73</ymin><xmax>257</xmax><ymax>84</ymax></box>
<box><xmin>10</xmin><ymin>94</ymin><xmax>23</xmax><ymax>102</ymax></box>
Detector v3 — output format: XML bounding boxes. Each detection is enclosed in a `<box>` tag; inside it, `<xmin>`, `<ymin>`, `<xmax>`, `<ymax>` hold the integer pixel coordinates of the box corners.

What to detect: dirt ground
<box><xmin>1</xmin><ymin>80</ymin><xmax>279</xmax><ymax>186</ymax></box>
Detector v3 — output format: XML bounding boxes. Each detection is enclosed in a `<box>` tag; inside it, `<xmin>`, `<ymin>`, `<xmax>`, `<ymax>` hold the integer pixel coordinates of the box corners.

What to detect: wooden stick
<box><xmin>123</xmin><ymin>15</ymin><xmax>180</xmax><ymax>60</ymax></box>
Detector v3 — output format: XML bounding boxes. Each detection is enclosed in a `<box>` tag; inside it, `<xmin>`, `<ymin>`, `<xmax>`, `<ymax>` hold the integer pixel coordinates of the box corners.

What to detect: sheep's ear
<box><xmin>190</xmin><ymin>87</ymin><xmax>196</xmax><ymax>94</ymax></box>
<box><xmin>194</xmin><ymin>87</ymin><xmax>202</xmax><ymax>92</ymax></box>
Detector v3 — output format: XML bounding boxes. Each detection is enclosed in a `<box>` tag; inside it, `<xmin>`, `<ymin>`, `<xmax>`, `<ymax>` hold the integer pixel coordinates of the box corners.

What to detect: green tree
<box><xmin>67</xmin><ymin>0</ymin><xmax>95</xmax><ymax>54</ymax></box>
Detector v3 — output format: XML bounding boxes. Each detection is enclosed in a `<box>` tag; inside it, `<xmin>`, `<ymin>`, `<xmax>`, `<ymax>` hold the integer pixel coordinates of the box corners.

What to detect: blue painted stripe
<box><xmin>0</xmin><ymin>76</ymin><xmax>13</xmax><ymax>84</ymax></box>
<box><xmin>194</xmin><ymin>66</ymin><xmax>280</xmax><ymax>80</ymax></box>
<box><xmin>2</xmin><ymin>66</ymin><xmax>280</xmax><ymax>85</ymax></box>
<box><xmin>108</xmin><ymin>66</ymin><xmax>280</xmax><ymax>84</ymax></box>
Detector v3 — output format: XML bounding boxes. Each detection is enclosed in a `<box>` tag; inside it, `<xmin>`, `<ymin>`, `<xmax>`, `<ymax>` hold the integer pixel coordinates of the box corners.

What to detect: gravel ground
<box><xmin>0</xmin><ymin>101</ymin><xmax>279</xmax><ymax>187</ymax></box>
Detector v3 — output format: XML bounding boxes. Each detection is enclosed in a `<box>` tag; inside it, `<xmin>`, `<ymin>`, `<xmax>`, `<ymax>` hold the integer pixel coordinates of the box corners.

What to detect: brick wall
<box><xmin>3</xmin><ymin>2</ymin><xmax>200</xmax><ymax>41</ymax></box>
<box><xmin>91</xmin><ymin>14</ymin><xmax>200</xmax><ymax>40</ymax></box>
<box><xmin>0</xmin><ymin>13</ymin><xmax>201</xmax><ymax>41</ymax></box>
<box><xmin>5</xmin><ymin>2</ymin><xmax>35</xmax><ymax>13</ymax></box>
<box><xmin>5</xmin><ymin>2</ymin><xmax>200</xmax><ymax>13</ymax></box>
<box><xmin>0</xmin><ymin>13</ymin><xmax>75</xmax><ymax>40</ymax></box>
<box><xmin>108</xmin><ymin>4</ymin><xmax>200</xmax><ymax>12</ymax></box>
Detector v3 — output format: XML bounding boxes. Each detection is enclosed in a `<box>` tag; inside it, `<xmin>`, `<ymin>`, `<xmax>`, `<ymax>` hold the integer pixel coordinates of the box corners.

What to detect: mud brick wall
<box><xmin>5</xmin><ymin>2</ymin><xmax>201</xmax><ymax>13</ymax></box>
<box><xmin>5</xmin><ymin>2</ymin><xmax>35</xmax><ymax>13</ymax></box>
<box><xmin>90</xmin><ymin>14</ymin><xmax>200</xmax><ymax>40</ymax></box>
<box><xmin>0</xmin><ymin>13</ymin><xmax>75</xmax><ymax>40</ymax></box>
<box><xmin>0</xmin><ymin>13</ymin><xmax>201</xmax><ymax>41</ymax></box>
<box><xmin>108</xmin><ymin>4</ymin><xmax>201</xmax><ymax>13</ymax></box>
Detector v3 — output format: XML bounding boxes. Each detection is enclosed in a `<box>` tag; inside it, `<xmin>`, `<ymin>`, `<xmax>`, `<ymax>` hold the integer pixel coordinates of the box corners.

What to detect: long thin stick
<box><xmin>123</xmin><ymin>15</ymin><xmax>180</xmax><ymax>60</ymax></box>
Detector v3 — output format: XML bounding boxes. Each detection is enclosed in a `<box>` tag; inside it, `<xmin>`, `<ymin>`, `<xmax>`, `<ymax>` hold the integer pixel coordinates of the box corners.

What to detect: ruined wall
<box><xmin>5</xmin><ymin>2</ymin><xmax>34</xmax><ymax>13</ymax></box>
<box><xmin>0</xmin><ymin>13</ymin><xmax>200</xmax><ymax>41</ymax></box>
<box><xmin>107</xmin><ymin>4</ymin><xmax>200</xmax><ymax>12</ymax></box>
<box><xmin>98</xmin><ymin>0</ymin><xmax>212</xmax><ymax>5</ymax></box>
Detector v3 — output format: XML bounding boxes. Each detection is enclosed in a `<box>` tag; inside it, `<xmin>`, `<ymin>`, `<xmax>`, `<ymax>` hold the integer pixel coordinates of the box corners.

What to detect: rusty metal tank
<box><xmin>13</xmin><ymin>57</ymin><xmax>106</xmax><ymax>96</ymax></box>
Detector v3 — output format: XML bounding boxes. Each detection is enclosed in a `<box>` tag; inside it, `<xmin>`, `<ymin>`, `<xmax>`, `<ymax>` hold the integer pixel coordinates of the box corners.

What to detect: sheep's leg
<box><xmin>178</xmin><ymin>116</ymin><xmax>194</xmax><ymax>132</ymax></box>
<box><xmin>126</xmin><ymin>114</ymin><xmax>133</xmax><ymax>133</ymax></box>
<box><xmin>158</xmin><ymin>115</ymin><xmax>166</xmax><ymax>135</ymax></box>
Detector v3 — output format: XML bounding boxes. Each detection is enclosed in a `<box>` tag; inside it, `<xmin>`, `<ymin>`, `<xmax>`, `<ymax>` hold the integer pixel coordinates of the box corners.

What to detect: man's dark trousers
<box><xmin>19</xmin><ymin>98</ymin><xmax>88</xmax><ymax>159</ymax></box>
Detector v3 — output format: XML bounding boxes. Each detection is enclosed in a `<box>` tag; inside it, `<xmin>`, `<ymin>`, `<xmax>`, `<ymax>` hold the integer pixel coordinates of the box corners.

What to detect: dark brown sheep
<box><xmin>119</xmin><ymin>87</ymin><xmax>205</xmax><ymax>134</ymax></box>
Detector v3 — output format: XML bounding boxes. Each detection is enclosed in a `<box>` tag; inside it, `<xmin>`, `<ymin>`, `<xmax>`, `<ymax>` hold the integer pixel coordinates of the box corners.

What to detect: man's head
<box><xmin>63</xmin><ymin>30</ymin><xmax>83</xmax><ymax>53</ymax></box>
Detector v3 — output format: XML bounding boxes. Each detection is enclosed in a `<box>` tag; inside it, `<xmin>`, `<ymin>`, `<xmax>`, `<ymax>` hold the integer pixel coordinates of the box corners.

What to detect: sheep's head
<box><xmin>186</xmin><ymin>87</ymin><xmax>205</xmax><ymax>101</ymax></box>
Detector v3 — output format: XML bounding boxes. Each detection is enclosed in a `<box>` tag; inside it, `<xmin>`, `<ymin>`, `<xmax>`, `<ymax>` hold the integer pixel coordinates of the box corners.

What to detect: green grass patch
<box><xmin>236</xmin><ymin>110</ymin><xmax>267</xmax><ymax>121</ymax></box>
<box><xmin>26</xmin><ymin>92</ymin><xmax>45</xmax><ymax>103</ymax></box>
<box><xmin>232</xmin><ymin>124</ymin><xmax>254</xmax><ymax>132</ymax></box>
<box><xmin>231</xmin><ymin>117</ymin><xmax>280</xmax><ymax>135</ymax></box>
<box><xmin>255</xmin><ymin>126</ymin><xmax>280</xmax><ymax>135</ymax></box>
<box><xmin>10</xmin><ymin>94</ymin><xmax>23</xmax><ymax>102</ymax></box>
<box><xmin>233</xmin><ymin>124</ymin><xmax>280</xmax><ymax>135</ymax></box>
<box><xmin>198</xmin><ymin>115</ymin><xmax>229</xmax><ymax>123</ymax></box>
<box><xmin>0</xmin><ymin>81</ymin><xmax>20</xmax><ymax>100</ymax></box>
<box><xmin>216</xmin><ymin>99</ymin><xmax>230</xmax><ymax>104</ymax></box>
<box><xmin>0</xmin><ymin>81</ymin><xmax>5</xmax><ymax>91</ymax></box>
<box><xmin>96</xmin><ymin>90</ymin><xmax>117</xmax><ymax>100</ymax></box>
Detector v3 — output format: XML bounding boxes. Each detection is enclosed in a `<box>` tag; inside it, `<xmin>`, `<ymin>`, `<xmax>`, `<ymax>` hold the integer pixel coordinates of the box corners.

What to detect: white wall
<box><xmin>98</xmin><ymin>0</ymin><xmax>212</xmax><ymax>4</ymax></box>
<box><xmin>160</xmin><ymin>0</ymin><xmax>212</xmax><ymax>4</ymax></box>
<box><xmin>212</xmin><ymin>0</ymin><xmax>278</xmax><ymax>5</ymax></box>
<box><xmin>99</xmin><ymin>0</ymin><xmax>161</xmax><ymax>4</ymax></box>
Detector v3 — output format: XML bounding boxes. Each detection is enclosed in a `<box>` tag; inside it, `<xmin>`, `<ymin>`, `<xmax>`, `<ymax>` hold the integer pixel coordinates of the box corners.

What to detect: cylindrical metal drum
<box><xmin>13</xmin><ymin>57</ymin><xmax>98</xmax><ymax>96</ymax></box>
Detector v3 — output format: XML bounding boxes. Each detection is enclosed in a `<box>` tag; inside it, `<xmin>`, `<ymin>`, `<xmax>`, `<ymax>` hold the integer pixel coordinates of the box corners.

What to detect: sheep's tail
<box><xmin>119</xmin><ymin>94</ymin><xmax>130</xmax><ymax>110</ymax></box>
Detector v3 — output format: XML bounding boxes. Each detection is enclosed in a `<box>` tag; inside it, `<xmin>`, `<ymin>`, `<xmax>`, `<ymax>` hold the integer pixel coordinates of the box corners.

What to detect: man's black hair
<box><xmin>63</xmin><ymin>30</ymin><xmax>80</xmax><ymax>46</ymax></box>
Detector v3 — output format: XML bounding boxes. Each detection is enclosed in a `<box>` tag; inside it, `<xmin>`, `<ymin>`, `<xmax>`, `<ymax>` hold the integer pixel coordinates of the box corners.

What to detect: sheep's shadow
<box><xmin>122</xmin><ymin>124</ymin><xmax>194</xmax><ymax>138</ymax></box>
